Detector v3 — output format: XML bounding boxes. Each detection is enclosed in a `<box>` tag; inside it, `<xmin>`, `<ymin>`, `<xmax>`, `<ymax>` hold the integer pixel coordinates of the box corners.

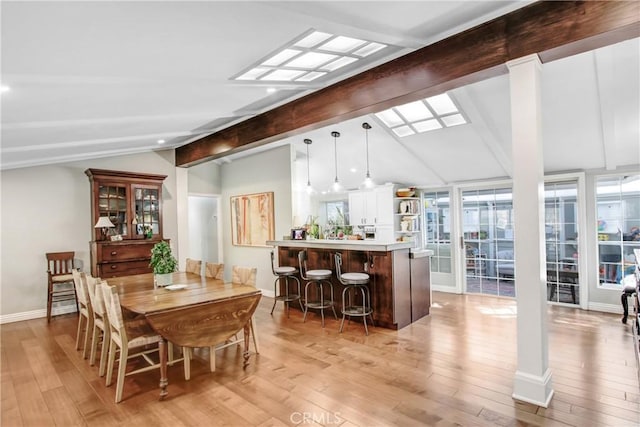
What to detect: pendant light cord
<box><xmin>334</xmin><ymin>136</ymin><xmax>338</xmax><ymax>182</ymax></box>
<box><xmin>306</xmin><ymin>141</ymin><xmax>311</xmax><ymax>185</ymax></box>
<box><xmin>365</xmin><ymin>127</ymin><xmax>371</xmax><ymax>178</ymax></box>
<box><xmin>332</xmin><ymin>131</ymin><xmax>340</xmax><ymax>183</ymax></box>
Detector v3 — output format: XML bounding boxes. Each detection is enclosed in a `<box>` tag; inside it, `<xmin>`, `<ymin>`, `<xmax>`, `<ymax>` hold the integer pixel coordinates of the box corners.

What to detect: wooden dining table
<box><xmin>105</xmin><ymin>271</ymin><xmax>262</xmax><ymax>400</ymax></box>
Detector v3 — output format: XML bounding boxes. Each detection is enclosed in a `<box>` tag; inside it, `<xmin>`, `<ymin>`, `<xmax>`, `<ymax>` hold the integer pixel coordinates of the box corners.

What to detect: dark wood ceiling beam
<box><xmin>176</xmin><ymin>1</ymin><xmax>639</xmax><ymax>167</ymax></box>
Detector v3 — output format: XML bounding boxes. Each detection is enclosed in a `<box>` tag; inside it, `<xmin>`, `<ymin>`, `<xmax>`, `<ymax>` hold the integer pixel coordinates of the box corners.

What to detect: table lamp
<box><xmin>94</xmin><ymin>216</ymin><xmax>115</xmax><ymax>240</ymax></box>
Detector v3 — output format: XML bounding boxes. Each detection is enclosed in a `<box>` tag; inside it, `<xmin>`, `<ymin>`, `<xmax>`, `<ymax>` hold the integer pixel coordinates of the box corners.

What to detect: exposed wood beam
<box><xmin>176</xmin><ymin>1</ymin><xmax>640</xmax><ymax>167</ymax></box>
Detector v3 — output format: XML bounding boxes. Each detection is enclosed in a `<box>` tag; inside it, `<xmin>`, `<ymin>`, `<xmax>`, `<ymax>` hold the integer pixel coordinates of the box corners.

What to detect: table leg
<box><xmin>159</xmin><ymin>338</ymin><xmax>168</xmax><ymax>400</ymax></box>
<box><xmin>243</xmin><ymin>323</ymin><xmax>251</xmax><ymax>368</ymax></box>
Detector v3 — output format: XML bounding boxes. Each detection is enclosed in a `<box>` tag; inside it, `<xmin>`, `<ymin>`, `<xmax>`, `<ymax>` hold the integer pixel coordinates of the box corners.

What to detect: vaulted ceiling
<box><xmin>2</xmin><ymin>1</ymin><xmax>638</xmax><ymax>190</ymax></box>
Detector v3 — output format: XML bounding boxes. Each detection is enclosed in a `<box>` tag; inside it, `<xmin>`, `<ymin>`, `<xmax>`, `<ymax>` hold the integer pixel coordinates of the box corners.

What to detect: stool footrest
<box><xmin>305</xmin><ymin>300</ymin><xmax>334</xmax><ymax>310</ymax></box>
<box><xmin>342</xmin><ymin>306</ymin><xmax>373</xmax><ymax>316</ymax></box>
<box><xmin>274</xmin><ymin>294</ymin><xmax>301</xmax><ymax>302</ymax></box>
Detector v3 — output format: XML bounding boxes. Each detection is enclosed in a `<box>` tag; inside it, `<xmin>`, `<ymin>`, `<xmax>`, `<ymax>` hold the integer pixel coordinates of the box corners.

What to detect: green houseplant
<box><xmin>149</xmin><ymin>241</ymin><xmax>177</xmax><ymax>287</ymax></box>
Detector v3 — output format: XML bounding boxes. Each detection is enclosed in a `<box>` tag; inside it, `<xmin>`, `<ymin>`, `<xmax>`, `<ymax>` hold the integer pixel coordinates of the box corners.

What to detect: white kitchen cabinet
<box><xmin>348</xmin><ymin>190</ymin><xmax>375</xmax><ymax>225</ymax></box>
<box><xmin>348</xmin><ymin>185</ymin><xmax>394</xmax><ymax>226</ymax></box>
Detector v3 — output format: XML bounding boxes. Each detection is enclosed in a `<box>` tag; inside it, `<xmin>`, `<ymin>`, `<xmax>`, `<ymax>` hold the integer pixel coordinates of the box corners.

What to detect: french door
<box><xmin>423</xmin><ymin>190</ymin><xmax>455</xmax><ymax>287</ymax></box>
<box><xmin>460</xmin><ymin>187</ymin><xmax>515</xmax><ymax>297</ymax></box>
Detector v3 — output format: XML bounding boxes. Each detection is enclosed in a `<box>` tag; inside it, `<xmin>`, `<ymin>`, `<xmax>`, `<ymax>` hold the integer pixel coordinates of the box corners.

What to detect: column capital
<box><xmin>506</xmin><ymin>54</ymin><xmax>542</xmax><ymax>71</ymax></box>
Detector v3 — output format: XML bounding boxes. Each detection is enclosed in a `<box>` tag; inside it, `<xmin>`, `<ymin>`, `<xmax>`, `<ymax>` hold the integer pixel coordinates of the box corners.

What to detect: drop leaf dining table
<box><xmin>106</xmin><ymin>271</ymin><xmax>262</xmax><ymax>400</ymax></box>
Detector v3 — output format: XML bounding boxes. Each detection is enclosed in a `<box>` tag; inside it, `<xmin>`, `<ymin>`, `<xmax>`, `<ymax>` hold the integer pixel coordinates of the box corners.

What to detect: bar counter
<box><xmin>268</xmin><ymin>239</ymin><xmax>432</xmax><ymax>330</ymax></box>
<box><xmin>266</xmin><ymin>239</ymin><xmax>413</xmax><ymax>252</ymax></box>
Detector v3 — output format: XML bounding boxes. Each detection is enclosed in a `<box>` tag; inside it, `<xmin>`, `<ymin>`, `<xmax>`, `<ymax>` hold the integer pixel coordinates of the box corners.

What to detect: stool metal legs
<box><xmin>303</xmin><ymin>280</ymin><xmax>337</xmax><ymax>327</ymax></box>
<box><xmin>271</xmin><ymin>274</ymin><xmax>303</xmax><ymax>317</ymax></box>
<box><xmin>340</xmin><ymin>284</ymin><xmax>374</xmax><ymax>335</ymax></box>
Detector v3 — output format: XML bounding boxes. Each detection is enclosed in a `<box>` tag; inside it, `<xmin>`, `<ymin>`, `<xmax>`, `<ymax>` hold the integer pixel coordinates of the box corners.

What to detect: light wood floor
<box><xmin>2</xmin><ymin>292</ymin><xmax>639</xmax><ymax>426</ymax></box>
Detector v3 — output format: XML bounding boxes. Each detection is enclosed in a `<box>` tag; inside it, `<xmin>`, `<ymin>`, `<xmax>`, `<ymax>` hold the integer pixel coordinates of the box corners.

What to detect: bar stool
<box><xmin>335</xmin><ymin>252</ymin><xmax>374</xmax><ymax>335</ymax></box>
<box><xmin>298</xmin><ymin>250</ymin><xmax>337</xmax><ymax>327</ymax></box>
<box><xmin>270</xmin><ymin>250</ymin><xmax>303</xmax><ymax>317</ymax></box>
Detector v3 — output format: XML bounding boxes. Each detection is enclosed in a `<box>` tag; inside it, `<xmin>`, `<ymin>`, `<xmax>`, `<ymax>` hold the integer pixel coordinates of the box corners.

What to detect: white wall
<box><xmin>188</xmin><ymin>161</ymin><xmax>221</xmax><ymax>194</ymax></box>
<box><xmin>220</xmin><ymin>145</ymin><xmax>293</xmax><ymax>295</ymax></box>
<box><xmin>188</xmin><ymin>196</ymin><xmax>219</xmax><ymax>263</ymax></box>
<box><xmin>0</xmin><ymin>150</ymin><xmax>178</xmax><ymax>319</ymax></box>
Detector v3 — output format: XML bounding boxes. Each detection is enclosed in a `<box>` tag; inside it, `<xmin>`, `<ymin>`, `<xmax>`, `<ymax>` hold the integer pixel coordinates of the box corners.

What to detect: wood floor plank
<box><xmin>1</xmin><ymin>347</ymin><xmax>23</xmax><ymax>427</ymax></box>
<box><xmin>1</xmin><ymin>292</ymin><xmax>639</xmax><ymax>426</ymax></box>
<box><xmin>41</xmin><ymin>386</ymin><xmax>86</xmax><ymax>426</ymax></box>
<box><xmin>22</xmin><ymin>338</ymin><xmax>64</xmax><ymax>392</ymax></box>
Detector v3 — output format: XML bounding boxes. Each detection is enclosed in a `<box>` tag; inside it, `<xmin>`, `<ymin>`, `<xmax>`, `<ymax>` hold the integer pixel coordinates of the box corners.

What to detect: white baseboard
<box><xmin>587</xmin><ymin>302</ymin><xmax>623</xmax><ymax>314</ymax></box>
<box><xmin>0</xmin><ymin>304</ymin><xmax>78</xmax><ymax>324</ymax></box>
<box><xmin>260</xmin><ymin>289</ymin><xmax>275</xmax><ymax>299</ymax></box>
<box><xmin>431</xmin><ymin>284</ymin><xmax>459</xmax><ymax>293</ymax></box>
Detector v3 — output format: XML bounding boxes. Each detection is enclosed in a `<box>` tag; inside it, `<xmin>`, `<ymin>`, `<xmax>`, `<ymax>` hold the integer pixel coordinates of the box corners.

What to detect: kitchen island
<box><xmin>267</xmin><ymin>239</ymin><xmax>432</xmax><ymax>329</ymax></box>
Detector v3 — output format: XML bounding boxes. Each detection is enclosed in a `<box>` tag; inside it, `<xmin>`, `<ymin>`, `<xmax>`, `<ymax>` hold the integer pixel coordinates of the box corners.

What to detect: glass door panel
<box><xmin>97</xmin><ymin>184</ymin><xmax>128</xmax><ymax>238</ymax></box>
<box><xmin>133</xmin><ymin>186</ymin><xmax>160</xmax><ymax>238</ymax></box>
<box><xmin>423</xmin><ymin>191</ymin><xmax>452</xmax><ymax>276</ymax></box>
<box><xmin>462</xmin><ymin>187</ymin><xmax>514</xmax><ymax>298</ymax></box>
<box><xmin>545</xmin><ymin>181</ymin><xmax>580</xmax><ymax>305</ymax></box>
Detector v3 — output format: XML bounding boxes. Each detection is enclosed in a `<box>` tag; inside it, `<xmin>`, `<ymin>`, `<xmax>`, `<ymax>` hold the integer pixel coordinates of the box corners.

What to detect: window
<box><xmin>233</xmin><ymin>30</ymin><xmax>388</xmax><ymax>83</ymax></box>
<box><xmin>375</xmin><ymin>93</ymin><xmax>468</xmax><ymax>137</ymax></box>
<box><xmin>596</xmin><ymin>175</ymin><xmax>640</xmax><ymax>287</ymax></box>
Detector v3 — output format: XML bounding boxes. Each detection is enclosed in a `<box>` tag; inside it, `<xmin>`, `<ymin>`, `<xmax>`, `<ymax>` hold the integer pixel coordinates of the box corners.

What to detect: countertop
<box><xmin>409</xmin><ymin>249</ymin><xmax>434</xmax><ymax>258</ymax></box>
<box><xmin>266</xmin><ymin>239</ymin><xmax>415</xmax><ymax>252</ymax></box>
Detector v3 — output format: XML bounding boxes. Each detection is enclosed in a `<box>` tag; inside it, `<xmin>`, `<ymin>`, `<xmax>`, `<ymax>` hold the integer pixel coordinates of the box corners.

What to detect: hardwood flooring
<box><xmin>2</xmin><ymin>292</ymin><xmax>639</xmax><ymax>426</ymax></box>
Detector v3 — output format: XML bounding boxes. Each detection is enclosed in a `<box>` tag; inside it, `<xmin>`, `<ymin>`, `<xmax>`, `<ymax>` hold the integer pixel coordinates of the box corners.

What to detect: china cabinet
<box><xmin>85</xmin><ymin>169</ymin><xmax>167</xmax><ymax>278</ymax></box>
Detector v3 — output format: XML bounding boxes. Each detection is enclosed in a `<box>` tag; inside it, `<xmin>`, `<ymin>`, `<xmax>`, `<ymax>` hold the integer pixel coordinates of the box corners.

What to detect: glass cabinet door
<box><xmin>132</xmin><ymin>185</ymin><xmax>161</xmax><ymax>238</ymax></box>
<box><xmin>97</xmin><ymin>184</ymin><xmax>128</xmax><ymax>238</ymax></box>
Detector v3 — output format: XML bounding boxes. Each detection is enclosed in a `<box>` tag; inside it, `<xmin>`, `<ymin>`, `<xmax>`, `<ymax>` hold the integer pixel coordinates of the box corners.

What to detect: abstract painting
<box><xmin>231</xmin><ymin>192</ymin><xmax>275</xmax><ymax>246</ymax></box>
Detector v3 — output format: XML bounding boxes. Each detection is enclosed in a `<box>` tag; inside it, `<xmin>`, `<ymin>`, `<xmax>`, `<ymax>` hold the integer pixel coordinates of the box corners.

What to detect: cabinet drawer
<box><xmin>99</xmin><ymin>260</ymin><xmax>151</xmax><ymax>278</ymax></box>
<box><xmin>99</xmin><ymin>242</ymin><xmax>155</xmax><ymax>261</ymax></box>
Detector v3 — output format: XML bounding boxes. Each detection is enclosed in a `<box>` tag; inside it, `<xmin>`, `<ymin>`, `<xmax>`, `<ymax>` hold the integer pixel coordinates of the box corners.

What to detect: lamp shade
<box><xmin>94</xmin><ymin>216</ymin><xmax>115</xmax><ymax>228</ymax></box>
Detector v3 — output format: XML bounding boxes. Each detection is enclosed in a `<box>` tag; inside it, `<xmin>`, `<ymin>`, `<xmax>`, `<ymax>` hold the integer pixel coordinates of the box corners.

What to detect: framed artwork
<box><xmin>291</xmin><ymin>228</ymin><xmax>306</xmax><ymax>240</ymax></box>
<box><xmin>231</xmin><ymin>192</ymin><xmax>275</xmax><ymax>246</ymax></box>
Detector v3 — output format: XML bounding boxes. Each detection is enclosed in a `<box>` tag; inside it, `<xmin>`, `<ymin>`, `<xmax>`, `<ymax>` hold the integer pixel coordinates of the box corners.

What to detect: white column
<box><xmin>175</xmin><ymin>167</ymin><xmax>189</xmax><ymax>270</ymax></box>
<box><xmin>507</xmin><ymin>54</ymin><xmax>554</xmax><ymax>407</ymax></box>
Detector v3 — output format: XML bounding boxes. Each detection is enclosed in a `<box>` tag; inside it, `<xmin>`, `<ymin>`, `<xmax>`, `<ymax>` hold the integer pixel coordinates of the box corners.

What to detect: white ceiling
<box><xmin>2</xmin><ymin>1</ymin><xmax>638</xmax><ymax>191</ymax></box>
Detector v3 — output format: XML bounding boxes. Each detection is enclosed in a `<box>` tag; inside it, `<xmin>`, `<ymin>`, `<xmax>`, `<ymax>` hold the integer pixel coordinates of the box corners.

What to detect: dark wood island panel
<box><xmin>271</xmin><ymin>241</ymin><xmax>431</xmax><ymax>330</ymax></box>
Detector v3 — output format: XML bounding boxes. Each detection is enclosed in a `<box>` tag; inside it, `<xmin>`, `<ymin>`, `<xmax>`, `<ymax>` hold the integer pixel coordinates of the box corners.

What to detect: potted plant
<box><xmin>149</xmin><ymin>241</ymin><xmax>177</xmax><ymax>287</ymax></box>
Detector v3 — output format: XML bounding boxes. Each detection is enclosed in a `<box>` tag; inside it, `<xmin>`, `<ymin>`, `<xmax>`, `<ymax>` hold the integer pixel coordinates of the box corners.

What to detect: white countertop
<box><xmin>266</xmin><ymin>239</ymin><xmax>414</xmax><ymax>252</ymax></box>
<box><xmin>409</xmin><ymin>249</ymin><xmax>434</xmax><ymax>258</ymax></box>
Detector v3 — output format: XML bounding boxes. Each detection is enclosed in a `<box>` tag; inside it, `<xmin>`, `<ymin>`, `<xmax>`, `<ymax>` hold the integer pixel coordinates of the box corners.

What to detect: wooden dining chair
<box><xmin>72</xmin><ymin>269</ymin><xmax>93</xmax><ymax>359</ymax></box>
<box><xmin>185</xmin><ymin>258</ymin><xmax>202</xmax><ymax>275</ymax></box>
<box><xmin>232</xmin><ymin>266</ymin><xmax>259</xmax><ymax>354</ymax></box>
<box><xmin>85</xmin><ymin>276</ymin><xmax>110</xmax><ymax>376</ymax></box>
<box><xmin>204</xmin><ymin>262</ymin><xmax>224</xmax><ymax>280</ymax></box>
<box><xmin>101</xmin><ymin>282</ymin><xmax>164</xmax><ymax>403</ymax></box>
<box><xmin>46</xmin><ymin>251</ymin><xmax>79</xmax><ymax>322</ymax></box>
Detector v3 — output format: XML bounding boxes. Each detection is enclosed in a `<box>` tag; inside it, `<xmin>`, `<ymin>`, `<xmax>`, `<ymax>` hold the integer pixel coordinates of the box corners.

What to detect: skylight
<box><xmin>233</xmin><ymin>30</ymin><xmax>388</xmax><ymax>83</ymax></box>
<box><xmin>375</xmin><ymin>93</ymin><xmax>468</xmax><ymax>136</ymax></box>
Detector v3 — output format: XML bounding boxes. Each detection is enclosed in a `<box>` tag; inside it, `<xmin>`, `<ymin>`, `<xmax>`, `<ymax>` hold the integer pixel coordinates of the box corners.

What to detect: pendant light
<box><xmin>303</xmin><ymin>138</ymin><xmax>315</xmax><ymax>194</ymax></box>
<box><xmin>361</xmin><ymin>122</ymin><xmax>376</xmax><ymax>189</ymax></box>
<box><xmin>331</xmin><ymin>131</ymin><xmax>343</xmax><ymax>193</ymax></box>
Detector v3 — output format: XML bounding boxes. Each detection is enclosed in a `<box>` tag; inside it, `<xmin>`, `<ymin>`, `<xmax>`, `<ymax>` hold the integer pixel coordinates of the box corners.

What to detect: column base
<box><xmin>512</xmin><ymin>368</ymin><xmax>554</xmax><ymax>407</ymax></box>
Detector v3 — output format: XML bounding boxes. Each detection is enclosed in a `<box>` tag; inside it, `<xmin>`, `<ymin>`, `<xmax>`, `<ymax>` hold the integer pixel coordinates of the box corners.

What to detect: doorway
<box><xmin>423</xmin><ymin>190</ymin><xmax>455</xmax><ymax>287</ymax></box>
<box><xmin>461</xmin><ymin>187</ymin><xmax>515</xmax><ymax>297</ymax></box>
<box><xmin>188</xmin><ymin>195</ymin><xmax>221</xmax><ymax>264</ymax></box>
